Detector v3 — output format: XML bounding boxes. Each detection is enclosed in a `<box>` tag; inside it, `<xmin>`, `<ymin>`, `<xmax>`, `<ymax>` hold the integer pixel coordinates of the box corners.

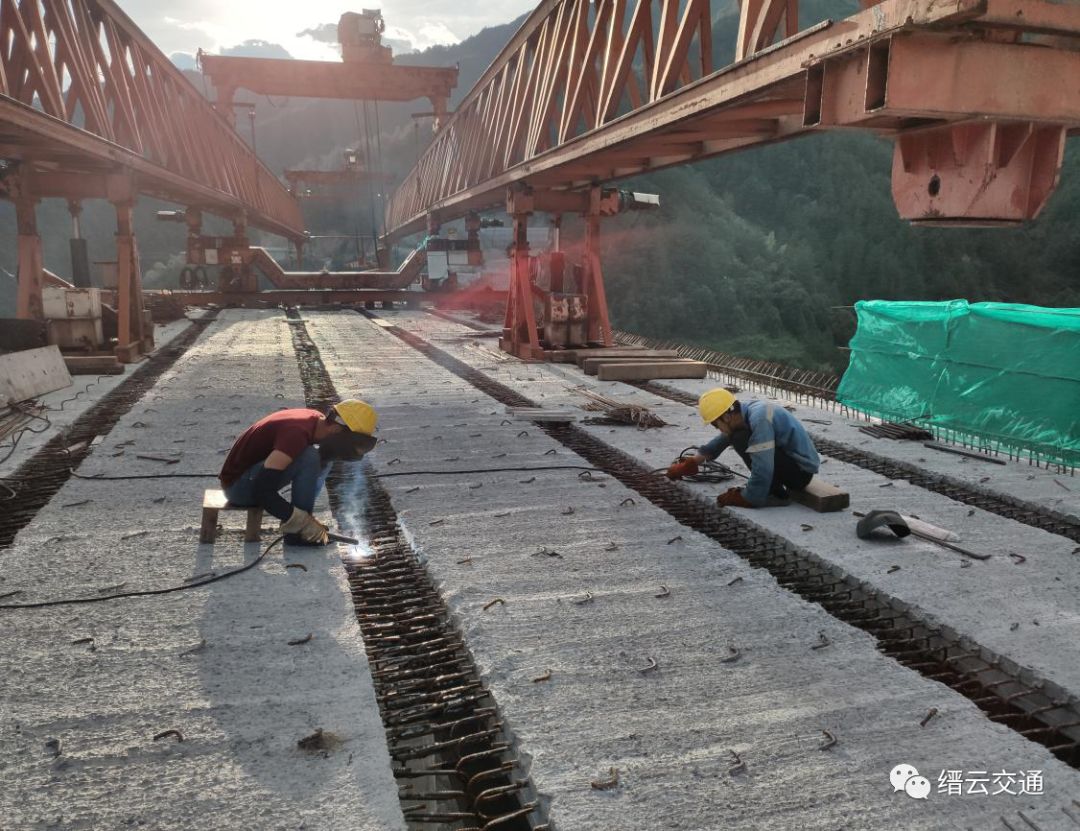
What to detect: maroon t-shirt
<box><xmin>219</xmin><ymin>408</ymin><xmax>322</xmax><ymax>486</ymax></box>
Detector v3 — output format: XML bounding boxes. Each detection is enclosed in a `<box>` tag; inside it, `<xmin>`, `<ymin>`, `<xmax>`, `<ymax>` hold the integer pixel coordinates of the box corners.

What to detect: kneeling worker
<box><xmin>219</xmin><ymin>400</ymin><xmax>378</xmax><ymax>545</ymax></box>
<box><xmin>666</xmin><ymin>388</ymin><xmax>819</xmax><ymax>508</ymax></box>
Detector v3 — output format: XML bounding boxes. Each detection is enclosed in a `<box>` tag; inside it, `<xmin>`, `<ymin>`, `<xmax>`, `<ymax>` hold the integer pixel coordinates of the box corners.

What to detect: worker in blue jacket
<box><xmin>666</xmin><ymin>388</ymin><xmax>820</xmax><ymax>508</ymax></box>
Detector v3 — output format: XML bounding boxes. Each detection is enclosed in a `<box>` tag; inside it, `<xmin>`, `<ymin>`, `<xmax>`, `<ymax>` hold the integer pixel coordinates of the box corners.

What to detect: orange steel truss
<box><xmin>285</xmin><ymin>168</ymin><xmax>395</xmax><ymax>200</ymax></box>
<box><xmin>0</xmin><ymin>0</ymin><xmax>304</xmax><ymax>239</ymax></box>
<box><xmin>385</xmin><ymin>0</ymin><xmax>1080</xmax><ymax>238</ymax></box>
<box><xmin>0</xmin><ymin>0</ymin><xmax>305</xmax><ymax>360</ymax></box>
<box><xmin>200</xmin><ymin>53</ymin><xmax>458</xmax><ymax>131</ymax></box>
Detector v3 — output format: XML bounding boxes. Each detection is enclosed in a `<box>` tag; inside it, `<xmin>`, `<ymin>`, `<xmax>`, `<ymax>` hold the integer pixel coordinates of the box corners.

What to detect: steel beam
<box><xmin>157</xmin><ymin>289</ymin><xmax>425</xmax><ymax>306</ymax></box>
<box><xmin>201</xmin><ymin>54</ymin><xmax>457</xmax><ymax>129</ymax></box>
<box><xmin>385</xmin><ymin>0</ymin><xmax>1080</xmax><ymax>237</ymax></box>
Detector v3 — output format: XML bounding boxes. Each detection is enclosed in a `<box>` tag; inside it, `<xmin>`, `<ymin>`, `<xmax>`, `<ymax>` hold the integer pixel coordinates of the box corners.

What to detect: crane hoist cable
<box><xmin>353</xmin><ymin>99</ymin><xmax>380</xmax><ymax>261</ymax></box>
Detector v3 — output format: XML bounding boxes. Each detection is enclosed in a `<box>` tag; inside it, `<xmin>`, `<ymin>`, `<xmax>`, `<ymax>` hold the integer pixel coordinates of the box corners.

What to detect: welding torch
<box><xmin>328</xmin><ymin>531</ymin><xmax>360</xmax><ymax>545</ymax></box>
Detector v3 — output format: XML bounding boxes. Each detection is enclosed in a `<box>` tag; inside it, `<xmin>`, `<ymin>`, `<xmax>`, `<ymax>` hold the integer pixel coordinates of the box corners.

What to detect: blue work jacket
<box><xmin>699</xmin><ymin>400</ymin><xmax>820</xmax><ymax>506</ymax></box>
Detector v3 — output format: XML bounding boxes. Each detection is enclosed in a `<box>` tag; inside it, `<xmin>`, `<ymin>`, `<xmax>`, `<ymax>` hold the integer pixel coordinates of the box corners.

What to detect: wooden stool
<box><xmin>200</xmin><ymin>488</ymin><xmax>264</xmax><ymax>544</ymax></box>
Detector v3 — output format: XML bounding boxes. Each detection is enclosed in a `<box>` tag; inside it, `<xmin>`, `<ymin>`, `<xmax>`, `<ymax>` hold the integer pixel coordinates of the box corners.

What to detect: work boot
<box><xmin>770</xmin><ymin>484</ymin><xmax>790</xmax><ymax>500</ymax></box>
<box><xmin>764</xmin><ymin>485</ymin><xmax>792</xmax><ymax>507</ymax></box>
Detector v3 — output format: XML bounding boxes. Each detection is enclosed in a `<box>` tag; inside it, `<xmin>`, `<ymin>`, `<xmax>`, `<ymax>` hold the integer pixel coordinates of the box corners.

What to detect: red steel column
<box><xmin>15</xmin><ymin>194</ymin><xmax>44</xmax><ymax>321</ymax></box>
<box><xmin>113</xmin><ymin>197</ymin><xmax>147</xmax><ymax>362</ymax></box>
<box><xmin>584</xmin><ymin>189</ymin><xmax>613</xmax><ymax>346</ymax></box>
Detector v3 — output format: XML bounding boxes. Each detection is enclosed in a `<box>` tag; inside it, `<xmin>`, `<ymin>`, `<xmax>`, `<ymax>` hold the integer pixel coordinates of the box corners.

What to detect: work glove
<box><xmin>280</xmin><ymin>507</ymin><xmax>330</xmax><ymax>545</ymax></box>
<box><xmin>666</xmin><ymin>458</ymin><xmax>700</xmax><ymax>480</ymax></box>
<box><xmin>717</xmin><ymin>487</ymin><xmax>753</xmax><ymax>509</ymax></box>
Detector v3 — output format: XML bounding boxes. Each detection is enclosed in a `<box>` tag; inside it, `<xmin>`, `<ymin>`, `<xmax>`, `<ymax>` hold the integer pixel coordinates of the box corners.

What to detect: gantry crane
<box><xmin>199</xmin><ymin>11</ymin><xmax>458</xmax><ymax>131</ymax></box>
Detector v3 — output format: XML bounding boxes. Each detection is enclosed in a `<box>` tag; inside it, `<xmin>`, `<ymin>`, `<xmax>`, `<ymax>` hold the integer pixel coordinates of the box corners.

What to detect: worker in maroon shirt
<box><xmin>219</xmin><ymin>399</ymin><xmax>378</xmax><ymax>546</ymax></box>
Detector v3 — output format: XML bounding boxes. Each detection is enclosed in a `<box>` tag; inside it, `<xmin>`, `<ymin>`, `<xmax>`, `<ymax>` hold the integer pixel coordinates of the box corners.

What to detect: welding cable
<box><xmin>647</xmin><ymin>463</ymin><xmax>745</xmax><ymax>482</ymax></box>
<box><xmin>688</xmin><ymin>461</ymin><xmax>745</xmax><ymax>483</ymax></box>
<box><xmin>0</xmin><ymin>406</ymin><xmax>53</xmax><ymax>469</ymax></box>
<box><xmin>649</xmin><ymin>448</ymin><xmax>747</xmax><ymax>483</ymax></box>
<box><xmin>9</xmin><ymin>403</ymin><xmax>51</xmax><ymax>427</ymax></box>
<box><xmin>65</xmin><ymin>464</ymin><xmax>616</xmax><ymax>481</ymax></box>
<box><xmin>0</xmin><ymin>535</ymin><xmax>284</xmax><ymax>611</ymax></box>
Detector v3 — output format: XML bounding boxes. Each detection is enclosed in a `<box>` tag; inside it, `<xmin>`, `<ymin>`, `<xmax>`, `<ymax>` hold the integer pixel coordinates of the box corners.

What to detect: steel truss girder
<box><xmin>385</xmin><ymin>0</ymin><xmax>1080</xmax><ymax>237</ymax></box>
<box><xmin>199</xmin><ymin>54</ymin><xmax>458</xmax><ymax>130</ymax></box>
<box><xmin>0</xmin><ymin>0</ymin><xmax>303</xmax><ymax>240</ymax></box>
<box><xmin>156</xmin><ymin>289</ymin><xmax>428</xmax><ymax>307</ymax></box>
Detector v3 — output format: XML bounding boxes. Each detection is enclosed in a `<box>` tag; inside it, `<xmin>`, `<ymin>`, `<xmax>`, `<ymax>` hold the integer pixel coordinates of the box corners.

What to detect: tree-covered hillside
<box><xmin>599</xmin><ymin>137</ymin><xmax>1080</xmax><ymax>370</ymax></box>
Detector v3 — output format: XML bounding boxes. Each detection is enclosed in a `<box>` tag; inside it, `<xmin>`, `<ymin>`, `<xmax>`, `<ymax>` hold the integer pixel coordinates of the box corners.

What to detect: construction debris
<box><xmin>590</xmin><ymin>767</ymin><xmax>620</xmax><ymax>790</ymax></box>
<box><xmin>573</xmin><ymin>388</ymin><xmax>667</xmax><ymax>428</ymax></box>
<box><xmin>859</xmin><ymin>422</ymin><xmax>933</xmax><ymax>441</ymax></box>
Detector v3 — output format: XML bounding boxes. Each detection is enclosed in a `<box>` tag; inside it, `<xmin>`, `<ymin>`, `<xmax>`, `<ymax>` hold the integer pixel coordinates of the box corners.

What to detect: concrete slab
<box><xmin>416</xmin><ymin>312</ymin><xmax>1080</xmax><ymax>522</ymax></box>
<box><xmin>303</xmin><ymin>310</ymin><xmax>1080</xmax><ymax>831</ymax></box>
<box><xmin>379</xmin><ymin>310</ymin><xmax>1080</xmax><ymax>725</ymax></box>
<box><xmin>0</xmin><ymin>345</ymin><xmax>71</xmax><ymax>405</ymax></box>
<box><xmin>582</xmin><ymin>355</ymin><xmax>693</xmax><ymax>375</ymax></box>
<box><xmin>0</xmin><ymin>310</ymin><xmax>404</xmax><ymax>831</ymax></box>
<box><xmin>597</xmin><ymin>361</ymin><xmax>708</xmax><ymax>381</ymax></box>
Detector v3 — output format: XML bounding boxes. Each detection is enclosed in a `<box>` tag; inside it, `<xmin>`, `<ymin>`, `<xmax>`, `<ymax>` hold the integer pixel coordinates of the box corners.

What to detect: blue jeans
<box><xmin>223</xmin><ymin>445</ymin><xmax>330</xmax><ymax>513</ymax></box>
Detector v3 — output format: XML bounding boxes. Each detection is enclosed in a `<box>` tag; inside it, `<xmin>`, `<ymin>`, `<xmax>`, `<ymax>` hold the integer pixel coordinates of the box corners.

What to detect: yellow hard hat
<box><xmin>698</xmin><ymin>388</ymin><xmax>736</xmax><ymax>424</ymax></box>
<box><xmin>332</xmin><ymin>399</ymin><xmax>378</xmax><ymax>435</ymax></box>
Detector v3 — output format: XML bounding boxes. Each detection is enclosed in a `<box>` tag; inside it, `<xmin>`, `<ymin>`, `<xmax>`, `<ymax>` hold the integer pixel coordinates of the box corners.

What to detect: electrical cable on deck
<box><xmin>0</xmin><ymin>536</ymin><xmax>284</xmax><ymax>610</ymax></box>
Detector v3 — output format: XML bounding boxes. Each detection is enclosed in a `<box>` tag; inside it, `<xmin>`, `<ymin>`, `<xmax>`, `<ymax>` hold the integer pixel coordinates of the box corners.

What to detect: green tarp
<box><xmin>837</xmin><ymin>300</ymin><xmax>1080</xmax><ymax>466</ymax></box>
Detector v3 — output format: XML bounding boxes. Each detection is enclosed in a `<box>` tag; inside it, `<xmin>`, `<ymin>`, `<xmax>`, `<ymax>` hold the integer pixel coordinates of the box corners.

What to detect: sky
<box><xmin>118</xmin><ymin>1</ymin><xmax>536</xmax><ymax>62</ymax></box>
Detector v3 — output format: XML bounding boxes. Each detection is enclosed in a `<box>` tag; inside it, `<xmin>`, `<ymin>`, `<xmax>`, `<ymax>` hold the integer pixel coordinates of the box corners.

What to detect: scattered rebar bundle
<box><xmin>573</xmin><ymin>388</ymin><xmax>667</xmax><ymax>429</ymax></box>
<box><xmin>859</xmin><ymin>422</ymin><xmax>933</xmax><ymax>441</ymax></box>
<box><xmin>377</xmin><ymin>314</ymin><xmax>1080</xmax><ymax>771</ymax></box>
<box><xmin>288</xmin><ymin>310</ymin><xmax>544</xmax><ymax>831</ymax></box>
<box><xmin>0</xmin><ymin>404</ymin><xmax>44</xmax><ymax>444</ymax></box>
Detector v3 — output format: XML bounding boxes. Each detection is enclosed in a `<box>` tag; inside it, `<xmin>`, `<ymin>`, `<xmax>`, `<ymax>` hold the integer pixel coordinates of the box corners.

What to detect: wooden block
<box><xmin>245</xmin><ymin>508</ymin><xmax>264</xmax><ymax>543</ymax></box>
<box><xmin>0</xmin><ymin>345</ymin><xmax>72</xmax><ymax>406</ymax></box>
<box><xmin>789</xmin><ymin>477</ymin><xmax>850</xmax><ymax>513</ymax></box>
<box><xmin>199</xmin><ymin>507</ymin><xmax>220</xmax><ymax>544</ymax></box>
<box><xmin>203</xmin><ymin>489</ymin><xmax>229</xmax><ymax>510</ymax></box>
<box><xmin>64</xmin><ymin>355</ymin><xmax>123</xmax><ymax>375</ymax></box>
<box><xmin>597</xmin><ymin>361</ymin><xmax>708</xmax><ymax>381</ymax></box>
<box><xmin>548</xmin><ymin>348</ymin><xmax>637</xmax><ymax>364</ymax></box>
<box><xmin>582</xmin><ymin>356</ymin><xmax>695</xmax><ymax>376</ymax></box>
<box><xmin>575</xmin><ymin>348</ymin><xmax>679</xmax><ymax>367</ymax></box>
